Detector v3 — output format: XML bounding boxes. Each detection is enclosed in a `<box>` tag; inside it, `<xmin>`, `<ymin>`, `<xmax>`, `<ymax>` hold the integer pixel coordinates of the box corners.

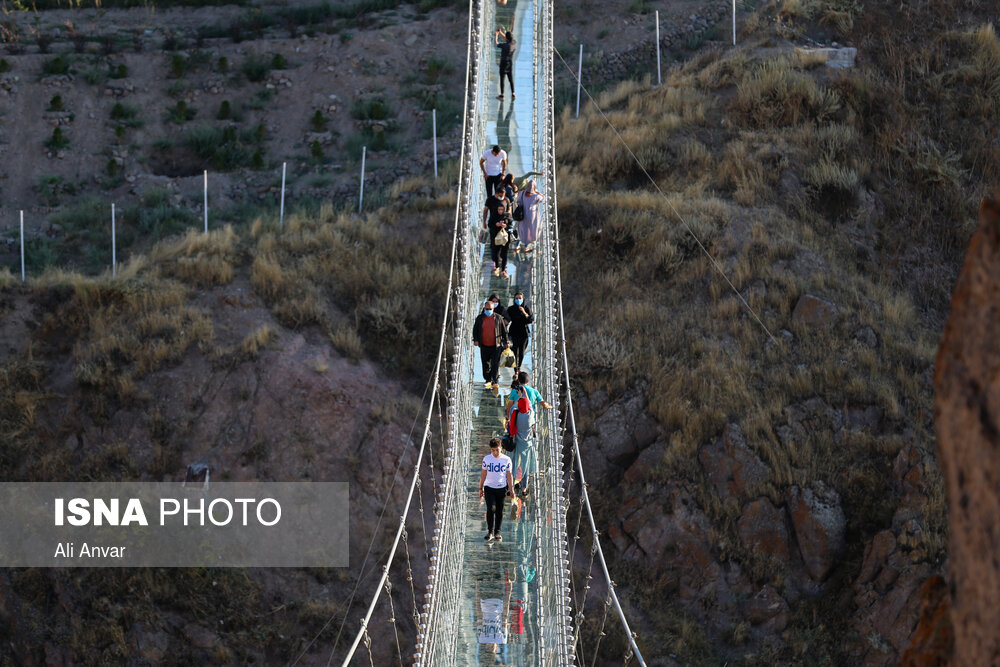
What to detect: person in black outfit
<box><xmin>472</xmin><ymin>299</ymin><xmax>510</xmax><ymax>389</ymax></box>
<box><xmin>487</xmin><ymin>293</ymin><xmax>507</xmax><ymax>320</ymax></box>
<box><xmin>505</xmin><ymin>291</ymin><xmax>533</xmax><ymax>372</ymax></box>
<box><xmin>495</xmin><ymin>29</ymin><xmax>515</xmax><ymax>100</ymax></box>
<box><xmin>487</xmin><ymin>200</ymin><xmax>512</xmax><ymax>278</ymax></box>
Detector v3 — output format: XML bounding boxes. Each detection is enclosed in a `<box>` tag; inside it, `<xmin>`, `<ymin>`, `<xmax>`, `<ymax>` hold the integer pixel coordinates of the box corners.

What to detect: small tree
<box><xmin>310</xmin><ymin>140</ymin><xmax>323</xmax><ymax>162</ymax></box>
<box><xmin>110</xmin><ymin>102</ymin><xmax>125</xmax><ymax>119</ymax></box>
<box><xmin>217</xmin><ymin>56</ymin><xmax>229</xmax><ymax>72</ymax></box>
<box><xmin>251</xmin><ymin>150</ymin><xmax>264</xmax><ymax>170</ymax></box>
<box><xmin>170</xmin><ymin>54</ymin><xmax>186</xmax><ymax>78</ymax></box>
<box><xmin>48</xmin><ymin>94</ymin><xmax>64</xmax><ymax>111</ymax></box>
<box><xmin>217</xmin><ymin>100</ymin><xmax>232</xmax><ymax>120</ymax></box>
<box><xmin>311</xmin><ymin>110</ymin><xmax>327</xmax><ymax>131</ymax></box>
<box><xmin>45</xmin><ymin>127</ymin><xmax>69</xmax><ymax>150</ymax></box>
<box><xmin>272</xmin><ymin>53</ymin><xmax>287</xmax><ymax>69</ymax></box>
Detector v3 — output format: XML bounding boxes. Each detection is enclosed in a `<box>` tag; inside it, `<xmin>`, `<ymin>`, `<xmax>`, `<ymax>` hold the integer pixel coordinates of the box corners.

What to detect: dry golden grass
<box><xmin>553</xmin><ymin>10</ymin><xmax>971</xmax><ymax>656</ymax></box>
<box><xmin>731</xmin><ymin>59</ymin><xmax>841</xmax><ymax>128</ymax></box>
<box><xmin>152</xmin><ymin>226</ymin><xmax>238</xmax><ymax>287</ymax></box>
<box><xmin>240</xmin><ymin>325</ymin><xmax>275</xmax><ymax>359</ymax></box>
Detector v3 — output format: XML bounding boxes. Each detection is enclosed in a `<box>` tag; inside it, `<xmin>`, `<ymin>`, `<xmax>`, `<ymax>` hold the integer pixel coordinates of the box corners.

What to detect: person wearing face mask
<box><xmin>488</xmin><ymin>293</ymin><xmax>506</xmax><ymax>320</ymax></box>
<box><xmin>472</xmin><ymin>298</ymin><xmax>510</xmax><ymax>389</ymax></box>
<box><xmin>505</xmin><ymin>292</ymin><xmax>533</xmax><ymax>372</ymax></box>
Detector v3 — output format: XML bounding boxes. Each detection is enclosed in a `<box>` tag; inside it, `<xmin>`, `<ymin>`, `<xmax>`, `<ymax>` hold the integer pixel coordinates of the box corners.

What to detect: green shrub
<box><xmin>112</xmin><ymin>63</ymin><xmax>128</xmax><ymax>79</ymax></box>
<box><xmin>45</xmin><ymin>127</ymin><xmax>69</xmax><ymax>150</ymax></box>
<box><xmin>41</xmin><ymin>55</ymin><xmax>70</xmax><ymax>76</ymax></box>
<box><xmin>0</xmin><ymin>59</ymin><xmax>9</xmax><ymax>73</ymax></box>
<box><xmin>181</xmin><ymin>124</ymin><xmax>266</xmax><ymax>171</ymax></box>
<box><xmin>251</xmin><ymin>150</ymin><xmax>264</xmax><ymax>170</ymax></box>
<box><xmin>217</xmin><ymin>56</ymin><xmax>229</xmax><ymax>72</ymax></box>
<box><xmin>350</xmin><ymin>98</ymin><xmax>392</xmax><ymax>120</ymax></box>
<box><xmin>271</xmin><ymin>53</ymin><xmax>286</xmax><ymax>69</ymax></box>
<box><xmin>217</xmin><ymin>100</ymin><xmax>232</xmax><ymax>120</ymax></box>
<box><xmin>311</xmin><ymin>110</ymin><xmax>327</xmax><ymax>131</ymax></box>
<box><xmin>241</xmin><ymin>54</ymin><xmax>271</xmax><ymax>82</ymax></box>
<box><xmin>48</xmin><ymin>94</ymin><xmax>64</xmax><ymax>111</ymax></box>
<box><xmin>170</xmin><ymin>54</ymin><xmax>186</xmax><ymax>78</ymax></box>
<box><xmin>166</xmin><ymin>100</ymin><xmax>196</xmax><ymax>124</ymax></box>
<box><xmin>310</xmin><ymin>140</ymin><xmax>323</xmax><ymax>162</ymax></box>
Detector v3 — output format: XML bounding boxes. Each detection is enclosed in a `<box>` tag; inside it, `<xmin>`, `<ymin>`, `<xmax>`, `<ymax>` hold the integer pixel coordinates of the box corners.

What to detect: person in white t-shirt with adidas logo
<box><xmin>479</xmin><ymin>437</ymin><xmax>514</xmax><ymax>542</ymax></box>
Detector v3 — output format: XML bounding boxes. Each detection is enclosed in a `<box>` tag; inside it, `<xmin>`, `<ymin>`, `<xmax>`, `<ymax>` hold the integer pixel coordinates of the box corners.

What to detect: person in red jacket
<box><xmin>472</xmin><ymin>299</ymin><xmax>510</xmax><ymax>389</ymax></box>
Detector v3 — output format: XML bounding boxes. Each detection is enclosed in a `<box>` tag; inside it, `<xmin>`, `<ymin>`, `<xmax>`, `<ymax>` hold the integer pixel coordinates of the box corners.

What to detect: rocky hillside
<box><xmin>554</xmin><ymin>0</ymin><xmax>996</xmax><ymax>664</ymax></box>
<box><xmin>0</xmin><ymin>0</ymin><xmax>996</xmax><ymax>664</ymax></box>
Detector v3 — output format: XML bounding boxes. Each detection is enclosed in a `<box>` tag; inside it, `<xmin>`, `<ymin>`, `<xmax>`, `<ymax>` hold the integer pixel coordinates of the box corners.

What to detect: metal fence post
<box><xmin>203</xmin><ymin>170</ymin><xmax>208</xmax><ymax>233</ymax></box>
<box><xmin>111</xmin><ymin>203</ymin><xmax>117</xmax><ymax>277</ymax></box>
<box><xmin>279</xmin><ymin>162</ymin><xmax>287</xmax><ymax>231</ymax></box>
<box><xmin>433</xmin><ymin>108</ymin><xmax>439</xmax><ymax>179</ymax></box>
<box><xmin>575</xmin><ymin>43</ymin><xmax>583</xmax><ymax>119</ymax></box>
<box><xmin>655</xmin><ymin>11</ymin><xmax>661</xmax><ymax>86</ymax></box>
<box><xmin>359</xmin><ymin>146</ymin><xmax>367</xmax><ymax>214</ymax></box>
<box><xmin>19</xmin><ymin>210</ymin><xmax>25</xmax><ymax>282</ymax></box>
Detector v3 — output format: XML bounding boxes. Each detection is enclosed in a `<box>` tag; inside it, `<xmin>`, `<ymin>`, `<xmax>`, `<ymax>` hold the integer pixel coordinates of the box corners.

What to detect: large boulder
<box><xmin>698</xmin><ymin>423</ymin><xmax>768</xmax><ymax>500</ymax></box>
<box><xmin>791</xmin><ymin>294</ymin><xmax>839</xmax><ymax>329</ymax></box>
<box><xmin>745</xmin><ymin>585</ymin><xmax>790</xmax><ymax>632</ymax></box>
<box><xmin>738</xmin><ymin>498</ymin><xmax>790</xmax><ymax>560</ymax></box>
<box><xmin>786</xmin><ymin>482</ymin><xmax>846</xmax><ymax>581</ymax></box>
<box><xmin>934</xmin><ymin>193</ymin><xmax>1000</xmax><ymax>664</ymax></box>
<box><xmin>582</xmin><ymin>388</ymin><xmax>660</xmax><ymax>483</ymax></box>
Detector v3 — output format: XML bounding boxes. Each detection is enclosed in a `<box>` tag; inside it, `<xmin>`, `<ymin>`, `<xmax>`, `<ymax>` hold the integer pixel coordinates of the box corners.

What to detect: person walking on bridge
<box><xmin>505</xmin><ymin>292</ymin><xmax>533</xmax><ymax>372</ymax></box>
<box><xmin>480</xmin><ymin>144</ymin><xmax>507</xmax><ymax>197</ymax></box>
<box><xmin>495</xmin><ymin>28</ymin><xmax>516</xmax><ymax>100</ymax></box>
<box><xmin>515</xmin><ymin>179</ymin><xmax>544</xmax><ymax>252</ymax></box>
<box><xmin>473</xmin><ymin>299</ymin><xmax>510</xmax><ymax>390</ymax></box>
<box><xmin>479</xmin><ymin>437</ymin><xmax>515</xmax><ymax>542</ymax></box>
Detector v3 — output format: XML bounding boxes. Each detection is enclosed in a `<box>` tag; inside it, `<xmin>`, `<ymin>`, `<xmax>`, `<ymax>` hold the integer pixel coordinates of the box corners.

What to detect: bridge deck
<box><xmin>453</xmin><ymin>0</ymin><xmax>545</xmax><ymax>663</ymax></box>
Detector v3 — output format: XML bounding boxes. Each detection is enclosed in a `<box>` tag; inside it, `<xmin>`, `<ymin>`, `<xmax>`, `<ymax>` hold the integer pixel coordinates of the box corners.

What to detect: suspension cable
<box><xmin>552</xmin><ymin>47</ymin><xmax>777</xmax><ymax>345</ymax></box>
<box><xmin>549</xmin><ymin>58</ymin><xmax>648</xmax><ymax>665</ymax></box>
<box><xmin>337</xmin><ymin>0</ymin><xmax>476</xmax><ymax>661</ymax></box>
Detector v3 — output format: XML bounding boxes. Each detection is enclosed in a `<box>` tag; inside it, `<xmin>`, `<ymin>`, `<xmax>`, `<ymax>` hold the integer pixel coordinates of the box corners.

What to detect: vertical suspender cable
<box><xmin>549</xmin><ymin>54</ymin><xmax>648</xmax><ymax>667</ymax></box>
<box><xmin>340</xmin><ymin>0</ymin><xmax>475</xmax><ymax>661</ymax></box>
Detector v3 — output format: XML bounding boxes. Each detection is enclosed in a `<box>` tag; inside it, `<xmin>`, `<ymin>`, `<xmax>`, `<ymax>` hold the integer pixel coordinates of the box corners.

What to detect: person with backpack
<box><xmin>505</xmin><ymin>292</ymin><xmax>533</xmax><ymax>372</ymax></box>
<box><xmin>505</xmin><ymin>371</ymin><xmax>552</xmax><ymax>496</ymax></box>
<box><xmin>472</xmin><ymin>298</ymin><xmax>510</xmax><ymax>390</ymax></box>
<box><xmin>494</xmin><ymin>28</ymin><xmax>516</xmax><ymax>100</ymax></box>
<box><xmin>478</xmin><ymin>437</ymin><xmax>514</xmax><ymax>542</ymax></box>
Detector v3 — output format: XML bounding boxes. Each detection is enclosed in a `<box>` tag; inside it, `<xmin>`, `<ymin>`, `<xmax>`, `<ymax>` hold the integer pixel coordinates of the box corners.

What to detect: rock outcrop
<box><xmin>934</xmin><ymin>192</ymin><xmax>1000</xmax><ymax>665</ymax></box>
<box><xmin>698</xmin><ymin>423</ymin><xmax>768</xmax><ymax>500</ymax></box>
<box><xmin>786</xmin><ymin>482</ymin><xmax>846</xmax><ymax>581</ymax></box>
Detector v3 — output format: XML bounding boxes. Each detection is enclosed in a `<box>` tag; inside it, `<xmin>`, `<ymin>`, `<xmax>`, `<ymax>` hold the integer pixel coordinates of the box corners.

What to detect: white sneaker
<box><xmin>485</xmin><ymin>532</ymin><xmax>494</xmax><ymax>542</ymax></box>
<box><xmin>493</xmin><ymin>532</ymin><xmax>503</xmax><ymax>543</ymax></box>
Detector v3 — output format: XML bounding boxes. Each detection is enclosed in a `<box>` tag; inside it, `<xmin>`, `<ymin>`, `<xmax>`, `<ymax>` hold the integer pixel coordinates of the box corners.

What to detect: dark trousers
<box><xmin>480</xmin><ymin>344</ymin><xmax>501</xmax><ymax>384</ymax></box>
<box><xmin>510</xmin><ymin>334</ymin><xmax>528</xmax><ymax>370</ymax></box>
<box><xmin>499</xmin><ymin>62</ymin><xmax>514</xmax><ymax>96</ymax></box>
<box><xmin>484</xmin><ymin>485</ymin><xmax>508</xmax><ymax>533</ymax></box>
<box><xmin>485</xmin><ymin>174</ymin><xmax>503</xmax><ymax>197</ymax></box>
<box><xmin>491</xmin><ymin>240</ymin><xmax>509</xmax><ymax>271</ymax></box>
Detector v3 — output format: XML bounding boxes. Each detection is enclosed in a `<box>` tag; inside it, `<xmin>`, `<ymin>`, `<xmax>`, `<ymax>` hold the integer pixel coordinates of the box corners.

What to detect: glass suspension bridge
<box><xmin>338</xmin><ymin>0</ymin><xmax>647</xmax><ymax>664</ymax></box>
